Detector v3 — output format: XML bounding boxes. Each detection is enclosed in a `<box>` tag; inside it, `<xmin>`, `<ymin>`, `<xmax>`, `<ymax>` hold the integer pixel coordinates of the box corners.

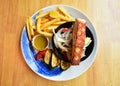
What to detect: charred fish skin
<box><xmin>72</xmin><ymin>18</ymin><xmax>86</xmax><ymax>65</ymax></box>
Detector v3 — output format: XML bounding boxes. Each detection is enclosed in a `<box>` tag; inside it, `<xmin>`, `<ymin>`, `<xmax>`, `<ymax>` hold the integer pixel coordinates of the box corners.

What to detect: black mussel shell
<box><xmin>52</xmin><ymin>22</ymin><xmax>94</xmax><ymax>62</ymax></box>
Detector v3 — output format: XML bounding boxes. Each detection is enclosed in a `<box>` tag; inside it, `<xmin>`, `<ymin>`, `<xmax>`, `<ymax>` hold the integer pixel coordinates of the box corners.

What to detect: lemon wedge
<box><xmin>85</xmin><ymin>37</ymin><xmax>92</xmax><ymax>47</ymax></box>
<box><xmin>49</xmin><ymin>10</ymin><xmax>60</xmax><ymax>18</ymax></box>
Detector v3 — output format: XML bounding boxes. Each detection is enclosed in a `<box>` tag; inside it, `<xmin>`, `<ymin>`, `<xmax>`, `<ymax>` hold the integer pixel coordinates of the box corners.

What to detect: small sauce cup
<box><xmin>32</xmin><ymin>34</ymin><xmax>49</xmax><ymax>51</ymax></box>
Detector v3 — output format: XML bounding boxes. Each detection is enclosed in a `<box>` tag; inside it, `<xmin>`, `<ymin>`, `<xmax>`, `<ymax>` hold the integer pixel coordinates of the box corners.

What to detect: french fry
<box><xmin>58</xmin><ymin>6</ymin><xmax>75</xmax><ymax>21</ymax></box>
<box><xmin>41</xmin><ymin>18</ymin><xmax>60</xmax><ymax>29</ymax></box>
<box><xmin>26</xmin><ymin>6</ymin><xmax>75</xmax><ymax>41</ymax></box>
<box><xmin>32</xmin><ymin>25</ymin><xmax>36</xmax><ymax>30</ymax></box>
<box><xmin>41</xmin><ymin>18</ymin><xmax>49</xmax><ymax>24</ymax></box>
<box><xmin>59</xmin><ymin>14</ymin><xmax>71</xmax><ymax>21</ymax></box>
<box><xmin>26</xmin><ymin>18</ymin><xmax>31</xmax><ymax>41</ymax></box>
<box><xmin>38</xmin><ymin>31</ymin><xmax>53</xmax><ymax>39</ymax></box>
<box><xmin>28</xmin><ymin>17</ymin><xmax>34</xmax><ymax>36</ymax></box>
<box><xmin>36</xmin><ymin>11</ymin><xmax>49</xmax><ymax>19</ymax></box>
<box><xmin>46</xmin><ymin>25</ymin><xmax>58</xmax><ymax>32</ymax></box>
<box><xmin>36</xmin><ymin>10</ymin><xmax>43</xmax><ymax>20</ymax></box>
<box><xmin>36</xmin><ymin>18</ymin><xmax>41</xmax><ymax>33</ymax></box>
<box><xmin>53</xmin><ymin>21</ymin><xmax>66</xmax><ymax>25</ymax></box>
<box><xmin>47</xmin><ymin>25</ymin><xmax>58</xmax><ymax>30</ymax></box>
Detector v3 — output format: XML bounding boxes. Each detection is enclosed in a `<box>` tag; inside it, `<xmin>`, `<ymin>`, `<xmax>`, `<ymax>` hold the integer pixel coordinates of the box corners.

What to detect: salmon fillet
<box><xmin>72</xmin><ymin>18</ymin><xmax>86</xmax><ymax>65</ymax></box>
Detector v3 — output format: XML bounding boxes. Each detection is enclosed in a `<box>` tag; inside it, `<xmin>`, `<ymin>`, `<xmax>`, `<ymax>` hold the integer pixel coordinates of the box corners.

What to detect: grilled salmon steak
<box><xmin>72</xmin><ymin>18</ymin><xmax>86</xmax><ymax>65</ymax></box>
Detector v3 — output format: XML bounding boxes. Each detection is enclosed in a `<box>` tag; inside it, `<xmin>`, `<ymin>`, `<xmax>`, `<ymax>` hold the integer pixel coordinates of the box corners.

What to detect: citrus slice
<box><xmin>49</xmin><ymin>10</ymin><xmax>60</xmax><ymax>18</ymax></box>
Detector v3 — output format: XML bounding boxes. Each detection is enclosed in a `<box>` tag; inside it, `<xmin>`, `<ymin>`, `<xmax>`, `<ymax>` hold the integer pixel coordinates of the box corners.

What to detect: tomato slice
<box><xmin>61</xmin><ymin>28</ymin><xmax>68</xmax><ymax>33</ymax></box>
<box><xmin>36</xmin><ymin>52</ymin><xmax>42</xmax><ymax>60</ymax></box>
<box><xmin>35</xmin><ymin>48</ymin><xmax>48</xmax><ymax>60</ymax></box>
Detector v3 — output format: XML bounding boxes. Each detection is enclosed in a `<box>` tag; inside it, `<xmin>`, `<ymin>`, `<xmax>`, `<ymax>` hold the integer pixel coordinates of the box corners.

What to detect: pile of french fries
<box><xmin>26</xmin><ymin>6</ymin><xmax>75</xmax><ymax>41</ymax></box>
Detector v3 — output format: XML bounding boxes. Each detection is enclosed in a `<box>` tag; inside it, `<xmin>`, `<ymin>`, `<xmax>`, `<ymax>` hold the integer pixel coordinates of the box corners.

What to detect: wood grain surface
<box><xmin>0</xmin><ymin>0</ymin><xmax>120</xmax><ymax>86</ymax></box>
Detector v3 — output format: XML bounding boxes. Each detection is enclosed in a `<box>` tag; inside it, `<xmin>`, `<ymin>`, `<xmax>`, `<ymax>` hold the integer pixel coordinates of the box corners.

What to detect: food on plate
<box><xmin>72</xmin><ymin>18</ymin><xmax>86</xmax><ymax>65</ymax></box>
<box><xmin>60</xmin><ymin>60</ymin><xmax>71</xmax><ymax>70</ymax></box>
<box><xmin>44</xmin><ymin>49</ymin><xmax>52</xmax><ymax>65</ymax></box>
<box><xmin>58</xmin><ymin>6</ymin><xmax>74</xmax><ymax>21</ymax></box>
<box><xmin>40</xmin><ymin>18</ymin><xmax>60</xmax><ymax>30</ymax></box>
<box><xmin>26</xmin><ymin>17</ymin><xmax>34</xmax><ymax>41</ymax></box>
<box><xmin>52</xmin><ymin>19</ymin><xmax>92</xmax><ymax>65</ymax></box>
<box><xmin>26</xmin><ymin>6</ymin><xmax>74</xmax><ymax>40</ymax></box>
<box><xmin>32</xmin><ymin>34</ymin><xmax>48</xmax><ymax>51</ymax></box>
<box><xmin>50</xmin><ymin>53</ymin><xmax>60</xmax><ymax>68</ymax></box>
<box><xmin>53</xmin><ymin>27</ymin><xmax>72</xmax><ymax>52</ymax></box>
<box><xmin>38</xmin><ymin>31</ymin><xmax>53</xmax><ymax>39</ymax></box>
<box><xmin>49</xmin><ymin>10</ymin><xmax>60</xmax><ymax>18</ymax></box>
<box><xmin>35</xmin><ymin>48</ymin><xmax>48</xmax><ymax>60</ymax></box>
<box><xmin>28</xmin><ymin>17</ymin><xmax>34</xmax><ymax>36</ymax></box>
<box><xmin>53</xmin><ymin>26</ymin><xmax>73</xmax><ymax>62</ymax></box>
<box><xmin>36</xmin><ymin>11</ymin><xmax>49</xmax><ymax>19</ymax></box>
<box><xmin>25</xmin><ymin>6</ymin><xmax>92</xmax><ymax>71</ymax></box>
<box><xmin>37</xmin><ymin>49</ymin><xmax>69</xmax><ymax>70</ymax></box>
<box><xmin>36</xmin><ymin>18</ymin><xmax>41</xmax><ymax>33</ymax></box>
<box><xmin>85</xmin><ymin>37</ymin><xmax>92</xmax><ymax>47</ymax></box>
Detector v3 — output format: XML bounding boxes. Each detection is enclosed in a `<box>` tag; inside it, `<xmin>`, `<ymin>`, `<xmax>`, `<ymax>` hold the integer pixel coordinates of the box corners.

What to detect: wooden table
<box><xmin>0</xmin><ymin>0</ymin><xmax>120</xmax><ymax>86</ymax></box>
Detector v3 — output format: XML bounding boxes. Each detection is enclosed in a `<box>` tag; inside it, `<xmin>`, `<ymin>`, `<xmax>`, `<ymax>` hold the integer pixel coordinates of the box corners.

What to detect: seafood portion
<box><xmin>72</xmin><ymin>18</ymin><xmax>86</xmax><ymax>65</ymax></box>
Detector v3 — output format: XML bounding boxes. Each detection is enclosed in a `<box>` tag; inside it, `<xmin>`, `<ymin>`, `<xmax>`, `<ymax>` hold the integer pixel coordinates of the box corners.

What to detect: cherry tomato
<box><xmin>35</xmin><ymin>48</ymin><xmax>48</xmax><ymax>60</ymax></box>
<box><xmin>61</xmin><ymin>28</ymin><xmax>68</xmax><ymax>33</ymax></box>
<box><xmin>35</xmin><ymin>52</ymin><xmax>42</xmax><ymax>60</ymax></box>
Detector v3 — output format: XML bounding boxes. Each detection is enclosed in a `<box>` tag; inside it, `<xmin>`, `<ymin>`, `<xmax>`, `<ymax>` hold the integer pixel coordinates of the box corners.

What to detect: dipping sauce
<box><xmin>32</xmin><ymin>34</ymin><xmax>48</xmax><ymax>51</ymax></box>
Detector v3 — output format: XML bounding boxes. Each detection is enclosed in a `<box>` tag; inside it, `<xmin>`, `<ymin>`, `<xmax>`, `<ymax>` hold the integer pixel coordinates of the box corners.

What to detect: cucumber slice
<box><xmin>44</xmin><ymin>49</ymin><xmax>52</xmax><ymax>65</ymax></box>
<box><xmin>51</xmin><ymin>53</ymin><xmax>60</xmax><ymax>68</ymax></box>
<box><xmin>61</xmin><ymin>60</ymin><xmax>71</xmax><ymax>70</ymax></box>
